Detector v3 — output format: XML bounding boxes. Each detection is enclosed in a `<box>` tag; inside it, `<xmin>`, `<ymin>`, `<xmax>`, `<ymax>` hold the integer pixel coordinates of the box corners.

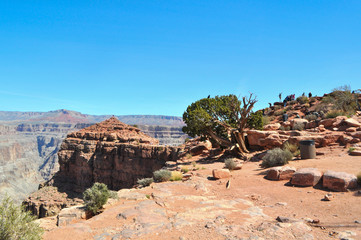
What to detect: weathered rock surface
<box><xmin>291</xmin><ymin>168</ymin><xmax>322</xmax><ymax>187</ymax></box>
<box><xmin>322</xmin><ymin>170</ymin><xmax>358</xmax><ymax>192</ymax></box>
<box><xmin>49</xmin><ymin>117</ymin><xmax>182</xmax><ymax>194</ymax></box>
<box><xmin>212</xmin><ymin>169</ymin><xmax>231</xmax><ymax>179</ymax></box>
<box><xmin>264</xmin><ymin>123</ymin><xmax>281</xmax><ymax>130</ymax></box>
<box><xmin>266</xmin><ymin>166</ymin><xmax>296</xmax><ymax>181</ymax></box>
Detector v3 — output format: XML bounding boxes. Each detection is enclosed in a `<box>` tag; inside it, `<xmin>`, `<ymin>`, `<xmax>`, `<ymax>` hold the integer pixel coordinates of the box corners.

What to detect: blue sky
<box><xmin>0</xmin><ymin>1</ymin><xmax>360</xmax><ymax>116</ymax></box>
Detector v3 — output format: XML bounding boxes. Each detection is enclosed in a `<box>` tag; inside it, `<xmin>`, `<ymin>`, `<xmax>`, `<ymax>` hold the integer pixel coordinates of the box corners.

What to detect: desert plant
<box><xmin>224</xmin><ymin>158</ymin><xmax>237</xmax><ymax>170</ymax></box>
<box><xmin>83</xmin><ymin>183</ymin><xmax>110</xmax><ymax>215</ymax></box>
<box><xmin>170</xmin><ymin>171</ymin><xmax>183</xmax><ymax>181</ymax></box>
<box><xmin>304</xmin><ymin>103</ymin><xmax>310</xmax><ymax>108</ymax></box>
<box><xmin>109</xmin><ymin>190</ymin><xmax>119</xmax><ymax>200</ymax></box>
<box><xmin>261</xmin><ymin>148</ymin><xmax>293</xmax><ymax>168</ymax></box>
<box><xmin>184</xmin><ymin>138</ymin><xmax>190</xmax><ymax>143</ymax></box>
<box><xmin>288</xmin><ymin>100</ymin><xmax>297</xmax><ymax>105</ymax></box>
<box><xmin>274</xmin><ymin>110</ymin><xmax>284</xmax><ymax>116</ymax></box>
<box><xmin>325</xmin><ymin>110</ymin><xmax>344</xmax><ymax>119</ymax></box>
<box><xmin>292</xmin><ymin>122</ymin><xmax>305</xmax><ymax>131</ymax></box>
<box><xmin>348</xmin><ymin>147</ymin><xmax>356</xmax><ymax>154</ymax></box>
<box><xmin>357</xmin><ymin>172</ymin><xmax>361</xmax><ymax>185</ymax></box>
<box><xmin>305</xmin><ymin>114</ymin><xmax>317</xmax><ymax>121</ymax></box>
<box><xmin>323</xmin><ymin>85</ymin><xmax>357</xmax><ymax>114</ymax></box>
<box><xmin>185</xmin><ymin>153</ymin><xmax>192</xmax><ymax>159</ymax></box>
<box><xmin>309</xmin><ymin>97</ymin><xmax>316</xmax><ymax>103</ymax></box>
<box><xmin>180</xmin><ymin>167</ymin><xmax>189</xmax><ymax>173</ymax></box>
<box><xmin>0</xmin><ymin>195</ymin><xmax>43</xmax><ymax>240</ymax></box>
<box><xmin>247</xmin><ymin>111</ymin><xmax>264</xmax><ymax>130</ymax></box>
<box><xmin>280</xmin><ymin>126</ymin><xmax>291</xmax><ymax>131</ymax></box>
<box><xmin>296</xmin><ymin>96</ymin><xmax>309</xmax><ymax>104</ymax></box>
<box><xmin>283</xmin><ymin>142</ymin><xmax>300</xmax><ymax>157</ymax></box>
<box><xmin>262</xmin><ymin>116</ymin><xmax>270</xmax><ymax>126</ymax></box>
<box><xmin>153</xmin><ymin>169</ymin><xmax>172</xmax><ymax>182</ymax></box>
<box><xmin>137</xmin><ymin>178</ymin><xmax>154</xmax><ymax>187</ymax></box>
<box><xmin>192</xmin><ymin>161</ymin><xmax>196</xmax><ymax>167</ymax></box>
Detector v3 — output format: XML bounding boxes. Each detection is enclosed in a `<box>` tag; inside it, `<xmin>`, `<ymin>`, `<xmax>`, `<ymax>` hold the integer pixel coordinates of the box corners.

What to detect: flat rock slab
<box><xmin>266</xmin><ymin>166</ymin><xmax>296</xmax><ymax>181</ymax></box>
<box><xmin>291</xmin><ymin>168</ymin><xmax>322</xmax><ymax>187</ymax></box>
<box><xmin>212</xmin><ymin>169</ymin><xmax>231</xmax><ymax>179</ymax></box>
<box><xmin>350</xmin><ymin>150</ymin><xmax>361</xmax><ymax>156</ymax></box>
<box><xmin>323</xmin><ymin>170</ymin><xmax>358</xmax><ymax>192</ymax></box>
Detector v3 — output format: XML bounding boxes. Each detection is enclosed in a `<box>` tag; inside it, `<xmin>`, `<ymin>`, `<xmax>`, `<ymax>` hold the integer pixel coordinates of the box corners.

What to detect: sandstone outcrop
<box><xmin>291</xmin><ymin>168</ymin><xmax>322</xmax><ymax>187</ymax></box>
<box><xmin>50</xmin><ymin>117</ymin><xmax>182</xmax><ymax>193</ymax></box>
<box><xmin>322</xmin><ymin>170</ymin><xmax>358</xmax><ymax>192</ymax></box>
<box><xmin>212</xmin><ymin>169</ymin><xmax>231</xmax><ymax>179</ymax></box>
<box><xmin>266</xmin><ymin>166</ymin><xmax>296</xmax><ymax>181</ymax></box>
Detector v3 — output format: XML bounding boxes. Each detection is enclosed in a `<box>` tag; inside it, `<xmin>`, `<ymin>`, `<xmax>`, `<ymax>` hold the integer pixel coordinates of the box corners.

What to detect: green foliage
<box><xmin>137</xmin><ymin>178</ymin><xmax>154</xmax><ymax>187</ymax></box>
<box><xmin>170</xmin><ymin>171</ymin><xmax>183</xmax><ymax>181</ymax></box>
<box><xmin>288</xmin><ymin>100</ymin><xmax>297</xmax><ymax>105</ymax></box>
<box><xmin>83</xmin><ymin>183</ymin><xmax>110</xmax><ymax>215</ymax></box>
<box><xmin>185</xmin><ymin>153</ymin><xmax>192</xmax><ymax>159</ymax></box>
<box><xmin>0</xmin><ymin>196</ymin><xmax>43</xmax><ymax>240</ymax></box>
<box><xmin>153</xmin><ymin>169</ymin><xmax>172</xmax><ymax>182</ymax></box>
<box><xmin>283</xmin><ymin>142</ymin><xmax>300</xmax><ymax>157</ymax></box>
<box><xmin>348</xmin><ymin>147</ymin><xmax>356</xmax><ymax>154</ymax></box>
<box><xmin>180</xmin><ymin>167</ymin><xmax>189</xmax><ymax>173</ymax></box>
<box><xmin>224</xmin><ymin>158</ymin><xmax>237</xmax><ymax>170</ymax></box>
<box><xmin>325</xmin><ymin>110</ymin><xmax>344</xmax><ymax>119</ymax></box>
<box><xmin>292</xmin><ymin>122</ymin><xmax>305</xmax><ymax>131</ymax></box>
<box><xmin>132</xmin><ymin>124</ymin><xmax>138</xmax><ymax>128</ymax></box>
<box><xmin>184</xmin><ymin>138</ymin><xmax>190</xmax><ymax>143</ymax></box>
<box><xmin>323</xmin><ymin>85</ymin><xmax>357</xmax><ymax>114</ymax></box>
<box><xmin>305</xmin><ymin>114</ymin><xmax>317</xmax><ymax>121</ymax></box>
<box><xmin>182</xmin><ymin>94</ymin><xmax>241</xmax><ymax>138</ymax></box>
<box><xmin>247</xmin><ymin>111</ymin><xmax>264</xmax><ymax>130</ymax></box>
<box><xmin>274</xmin><ymin>110</ymin><xmax>284</xmax><ymax>116</ymax></box>
<box><xmin>262</xmin><ymin>116</ymin><xmax>270</xmax><ymax>126</ymax></box>
<box><xmin>296</xmin><ymin>96</ymin><xmax>309</xmax><ymax>104</ymax></box>
<box><xmin>261</xmin><ymin>148</ymin><xmax>293</xmax><ymax>168</ymax></box>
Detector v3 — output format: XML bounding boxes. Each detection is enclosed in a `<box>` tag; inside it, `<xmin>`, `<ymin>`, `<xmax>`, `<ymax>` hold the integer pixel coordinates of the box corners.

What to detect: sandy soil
<box><xmin>43</xmin><ymin>146</ymin><xmax>361</xmax><ymax>240</ymax></box>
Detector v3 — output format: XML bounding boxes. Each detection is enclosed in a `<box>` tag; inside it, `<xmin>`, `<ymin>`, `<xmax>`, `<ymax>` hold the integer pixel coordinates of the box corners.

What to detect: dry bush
<box><xmin>153</xmin><ymin>169</ymin><xmax>172</xmax><ymax>182</ymax></box>
<box><xmin>261</xmin><ymin>148</ymin><xmax>293</xmax><ymax>168</ymax></box>
<box><xmin>83</xmin><ymin>183</ymin><xmax>110</xmax><ymax>215</ymax></box>
<box><xmin>224</xmin><ymin>158</ymin><xmax>237</xmax><ymax>170</ymax></box>
<box><xmin>137</xmin><ymin>178</ymin><xmax>154</xmax><ymax>187</ymax></box>
<box><xmin>170</xmin><ymin>171</ymin><xmax>183</xmax><ymax>181</ymax></box>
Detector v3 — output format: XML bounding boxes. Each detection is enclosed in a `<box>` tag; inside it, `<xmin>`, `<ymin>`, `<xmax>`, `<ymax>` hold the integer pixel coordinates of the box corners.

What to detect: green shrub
<box><xmin>0</xmin><ymin>196</ymin><xmax>43</xmax><ymax>240</ymax></box>
<box><xmin>289</xmin><ymin>100</ymin><xmax>297</xmax><ymax>105</ymax></box>
<box><xmin>274</xmin><ymin>109</ymin><xmax>284</xmax><ymax>116</ymax></box>
<box><xmin>261</xmin><ymin>148</ymin><xmax>293</xmax><ymax>168</ymax></box>
<box><xmin>185</xmin><ymin>153</ymin><xmax>192</xmax><ymax>159</ymax></box>
<box><xmin>325</xmin><ymin>110</ymin><xmax>344</xmax><ymax>119</ymax></box>
<box><xmin>305</xmin><ymin>114</ymin><xmax>317</xmax><ymax>121</ymax></box>
<box><xmin>109</xmin><ymin>190</ymin><xmax>119</xmax><ymax>200</ymax></box>
<box><xmin>153</xmin><ymin>169</ymin><xmax>172</xmax><ymax>182</ymax></box>
<box><xmin>180</xmin><ymin>167</ymin><xmax>189</xmax><ymax>173</ymax></box>
<box><xmin>262</xmin><ymin>116</ymin><xmax>270</xmax><ymax>126</ymax></box>
<box><xmin>283</xmin><ymin>142</ymin><xmax>300</xmax><ymax>157</ymax></box>
<box><xmin>224</xmin><ymin>158</ymin><xmax>237</xmax><ymax>170</ymax></box>
<box><xmin>357</xmin><ymin>172</ymin><xmax>361</xmax><ymax>185</ymax></box>
<box><xmin>292</xmin><ymin>122</ymin><xmax>305</xmax><ymax>131</ymax></box>
<box><xmin>296</xmin><ymin>96</ymin><xmax>309</xmax><ymax>104</ymax></box>
<box><xmin>247</xmin><ymin>111</ymin><xmax>264</xmax><ymax>130</ymax></box>
<box><xmin>170</xmin><ymin>171</ymin><xmax>183</xmax><ymax>181</ymax></box>
<box><xmin>348</xmin><ymin>147</ymin><xmax>356</xmax><ymax>154</ymax></box>
<box><xmin>280</xmin><ymin>126</ymin><xmax>291</xmax><ymax>131</ymax></box>
<box><xmin>83</xmin><ymin>183</ymin><xmax>110</xmax><ymax>215</ymax></box>
<box><xmin>137</xmin><ymin>178</ymin><xmax>154</xmax><ymax>187</ymax></box>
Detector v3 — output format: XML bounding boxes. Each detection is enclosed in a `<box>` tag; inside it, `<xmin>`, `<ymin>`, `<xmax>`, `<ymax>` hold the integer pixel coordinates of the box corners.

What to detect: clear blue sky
<box><xmin>0</xmin><ymin>1</ymin><xmax>360</xmax><ymax>116</ymax></box>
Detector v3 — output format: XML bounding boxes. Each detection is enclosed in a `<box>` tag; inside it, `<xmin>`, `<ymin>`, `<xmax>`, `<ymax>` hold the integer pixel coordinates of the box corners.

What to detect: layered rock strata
<box><xmin>47</xmin><ymin>117</ymin><xmax>182</xmax><ymax>193</ymax></box>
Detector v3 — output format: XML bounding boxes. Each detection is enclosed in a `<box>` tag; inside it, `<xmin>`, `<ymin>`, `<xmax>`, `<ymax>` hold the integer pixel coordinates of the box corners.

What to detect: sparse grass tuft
<box><xmin>261</xmin><ymin>148</ymin><xmax>293</xmax><ymax>168</ymax></box>
<box><xmin>180</xmin><ymin>166</ymin><xmax>189</xmax><ymax>173</ymax></box>
<box><xmin>137</xmin><ymin>178</ymin><xmax>154</xmax><ymax>187</ymax></box>
<box><xmin>292</xmin><ymin>122</ymin><xmax>305</xmax><ymax>131</ymax></box>
<box><xmin>153</xmin><ymin>169</ymin><xmax>172</xmax><ymax>182</ymax></box>
<box><xmin>170</xmin><ymin>171</ymin><xmax>183</xmax><ymax>181</ymax></box>
<box><xmin>325</xmin><ymin>110</ymin><xmax>345</xmax><ymax>119</ymax></box>
<box><xmin>305</xmin><ymin>114</ymin><xmax>317</xmax><ymax>121</ymax></box>
<box><xmin>224</xmin><ymin>158</ymin><xmax>237</xmax><ymax>170</ymax></box>
<box><xmin>185</xmin><ymin>153</ymin><xmax>192</xmax><ymax>159</ymax></box>
<box><xmin>283</xmin><ymin>142</ymin><xmax>300</xmax><ymax>157</ymax></box>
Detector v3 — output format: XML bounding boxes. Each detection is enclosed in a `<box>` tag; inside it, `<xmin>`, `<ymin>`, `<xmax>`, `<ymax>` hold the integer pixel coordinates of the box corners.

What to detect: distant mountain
<box><xmin>0</xmin><ymin>109</ymin><xmax>185</xmax><ymax>126</ymax></box>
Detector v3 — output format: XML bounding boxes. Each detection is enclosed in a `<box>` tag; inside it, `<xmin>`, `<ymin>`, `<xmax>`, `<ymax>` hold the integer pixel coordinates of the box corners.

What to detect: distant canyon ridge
<box><xmin>0</xmin><ymin>109</ymin><xmax>187</xmax><ymax>201</ymax></box>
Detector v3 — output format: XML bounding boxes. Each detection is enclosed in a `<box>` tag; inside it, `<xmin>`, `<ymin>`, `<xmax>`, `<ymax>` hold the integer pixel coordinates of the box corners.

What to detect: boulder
<box><xmin>305</xmin><ymin>121</ymin><xmax>318</xmax><ymax>129</ymax></box>
<box><xmin>291</xmin><ymin>168</ymin><xmax>322</xmax><ymax>187</ymax></box>
<box><xmin>319</xmin><ymin>119</ymin><xmax>334</xmax><ymax>128</ymax></box>
<box><xmin>291</xmin><ymin>119</ymin><xmax>308</xmax><ymax>128</ymax></box>
<box><xmin>266</xmin><ymin>166</ymin><xmax>296</xmax><ymax>181</ymax></box>
<box><xmin>57</xmin><ymin>205</ymin><xmax>87</xmax><ymax>226</ymax></box>
<box><xmin>264</xmin><ymin>123</ymin><xmax>281</xmax><ymax>131</ymax></box>
<box><xmin>344</xmin><ymin>118</ymin><xmax>361</xmax><ymax>128</ymax></box>
<box><xmin>346</xmin><ymin>127</ymin><xmax>357</xmax><ymax>132</ymax></box>
<box><xmin>212</xmin><ymin>169</ymin><xmax>231</xmax><ymax>179</ymax></box>
<box><xmin>322</xmin><ymin>171</ymin><xmax>357</xmax><ymax>192</ymax></box>
<box><xmin>350</xmin><ymin>150</ymin><xmax>361</xmax><ymax>156</ymax></box>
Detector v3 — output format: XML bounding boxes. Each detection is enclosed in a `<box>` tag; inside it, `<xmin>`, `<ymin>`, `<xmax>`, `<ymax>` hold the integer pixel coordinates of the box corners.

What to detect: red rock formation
<box><xmin>50</xmin><ymin>117</ymin><xmax>181</xmax><ymax>193</ymax></box>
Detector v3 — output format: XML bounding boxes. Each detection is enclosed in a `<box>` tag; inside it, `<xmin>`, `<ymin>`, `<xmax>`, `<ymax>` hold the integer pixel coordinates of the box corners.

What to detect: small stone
<box><xmin>355</xmin><ymin>220</ymin><xmax>361</xmax><ymax>224</ymax></box>
<box><xmin>276</xmin><ymin>216</ymin><xmax>298</xmax><ymax>223</ymax></box>
<box><xmin>323</xmin><ymin>193</ymin><xmax>333</xmax><ymax>201</ymax></box>
<box><xmin>212</xmin><ymin>169</ymin><xmax>231</xmax><ymax>179</ymax></box>
<box><xmin>275</xmin><ymin>202</ymin><xmax>287</xmax><ymax>206</ymax></box>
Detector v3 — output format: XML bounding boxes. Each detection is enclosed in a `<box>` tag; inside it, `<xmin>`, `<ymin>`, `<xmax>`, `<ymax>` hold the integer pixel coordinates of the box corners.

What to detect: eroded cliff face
<box><xmin>50</xmin><ymin>117</ymin><xmax>182</xmax><ymax>193</ymax></box>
